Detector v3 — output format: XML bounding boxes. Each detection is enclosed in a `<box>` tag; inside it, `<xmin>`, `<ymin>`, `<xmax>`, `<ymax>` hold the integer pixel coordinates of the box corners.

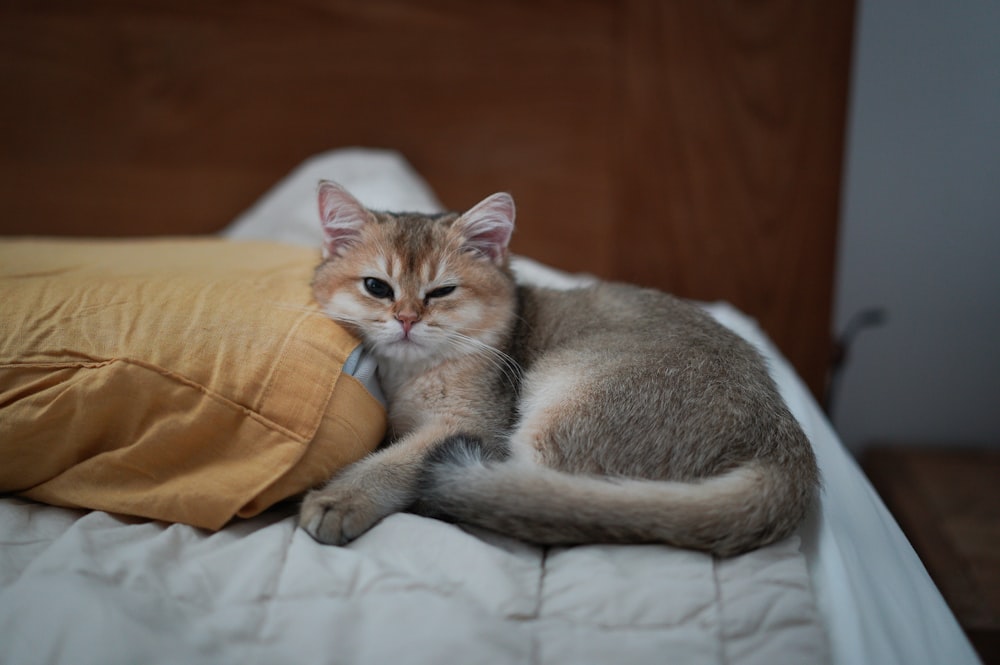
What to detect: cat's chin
<box><xmin>371</xmin><ymin>338</ymin><xmax>443</xmax><ymax>366</ymax></box>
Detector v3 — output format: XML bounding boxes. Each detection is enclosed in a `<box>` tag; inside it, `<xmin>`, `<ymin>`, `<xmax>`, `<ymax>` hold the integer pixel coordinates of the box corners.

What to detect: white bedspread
<box><xmin>0</xmin><ymin>149</ymin><xmax>980</xmax><ymax>665</ymax></box>
<box><xmin>0</xmin><ymin>500</ymin><xmax>823</xmax><ymax>665</ymax></box>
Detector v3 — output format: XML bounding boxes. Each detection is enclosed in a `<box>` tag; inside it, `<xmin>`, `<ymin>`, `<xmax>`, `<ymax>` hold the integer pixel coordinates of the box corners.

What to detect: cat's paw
<box><xmin>299</xmin><ymin>483</ymin><xmax>385</xmax><ymax>546</ymax></box>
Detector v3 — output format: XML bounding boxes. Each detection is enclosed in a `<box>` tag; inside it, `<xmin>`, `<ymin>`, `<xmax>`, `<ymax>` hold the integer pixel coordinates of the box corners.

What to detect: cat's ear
<box><xmin>317</xmin><ymin>180</ymin><xmax>370</xmax><ymax>259</ymax></box>
<box><xmin>456</xmin><ymin>192</ymin><xmax>515</xmax><ymax>263</ymax></box>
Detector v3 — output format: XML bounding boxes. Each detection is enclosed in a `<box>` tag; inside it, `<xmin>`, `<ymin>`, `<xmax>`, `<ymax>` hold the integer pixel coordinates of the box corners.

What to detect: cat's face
<box><xmin>312</xmin><ymin>182</ymin><xmax>517</xmax><ymax>366</ymax></box>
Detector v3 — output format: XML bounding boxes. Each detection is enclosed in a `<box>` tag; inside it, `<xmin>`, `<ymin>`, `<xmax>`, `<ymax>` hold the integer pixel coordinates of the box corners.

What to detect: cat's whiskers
<box><xmin>267</xmin><ymin>301</ymin><xmax>519</xmax><ymax>387</ymax></box>
<box><xmin>441</xmin><ymin>330</ymin><xmax>522</xmax><ymax>391</ymax></box>
<box><xmin>325</xmin><ymin>313</ymin><xmax>371</xmax><ymax>330</ymax></box>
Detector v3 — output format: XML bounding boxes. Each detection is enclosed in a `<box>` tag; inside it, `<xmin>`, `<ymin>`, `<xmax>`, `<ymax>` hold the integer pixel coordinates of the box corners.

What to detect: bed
<box><xmin>0</xmin><ymin>3</ymin><xmax>983</xmax><ymax>665</ymax></box>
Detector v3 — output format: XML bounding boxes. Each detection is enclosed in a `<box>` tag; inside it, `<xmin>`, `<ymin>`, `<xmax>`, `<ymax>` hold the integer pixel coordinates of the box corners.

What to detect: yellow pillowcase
<box><xmin>0</xmin><ymin>239</ymin><xmax>385</xmax><ymax>529</ymax></box>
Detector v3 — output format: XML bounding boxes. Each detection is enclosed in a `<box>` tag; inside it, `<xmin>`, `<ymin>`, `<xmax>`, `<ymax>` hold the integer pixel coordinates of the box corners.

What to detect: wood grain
<box><xmin>0</xmin><ymin>0</ymin><xmax>854</xmax><ymax>397</ymax></box>
<box><xmin>619</xmin><ymin>1</ymin><xmax>854</xmax><ymax>397</ymax></box>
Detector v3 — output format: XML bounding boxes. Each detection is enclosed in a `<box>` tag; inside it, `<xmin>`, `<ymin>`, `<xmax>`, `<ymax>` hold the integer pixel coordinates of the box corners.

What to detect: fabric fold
<box><xmin>0</xmin><ymin>239</ymin><xmax>386</xmax><ymax>529</ymax></box>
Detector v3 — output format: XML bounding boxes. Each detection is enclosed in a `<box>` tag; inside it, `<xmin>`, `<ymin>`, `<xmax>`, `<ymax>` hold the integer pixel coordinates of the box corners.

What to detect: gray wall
<box><xmin>832</xmin><ymin>0</ymin><xmax>1000</xmax><ymax>453</ymax></box>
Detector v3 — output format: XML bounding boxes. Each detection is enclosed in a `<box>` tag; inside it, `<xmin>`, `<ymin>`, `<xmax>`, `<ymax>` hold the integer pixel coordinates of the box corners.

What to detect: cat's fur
<box><xmin>299</xmin><ymin>181</ymin><xmax>818</xmax><ymax>556</ymax></box>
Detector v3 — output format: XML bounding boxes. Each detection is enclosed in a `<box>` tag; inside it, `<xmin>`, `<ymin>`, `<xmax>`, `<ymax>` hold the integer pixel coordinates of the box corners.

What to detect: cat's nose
<box><xmin>395</xmin><ymin>311</ymin><xmax>420</xmax><ymax>336</ymax></box>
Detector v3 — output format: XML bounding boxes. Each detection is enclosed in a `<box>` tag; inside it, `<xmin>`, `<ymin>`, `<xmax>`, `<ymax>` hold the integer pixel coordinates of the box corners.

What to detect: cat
<box><xmin>298</xmin><ymin>181</ymin><xmax>818</xmax><ymax>556</ymax></box>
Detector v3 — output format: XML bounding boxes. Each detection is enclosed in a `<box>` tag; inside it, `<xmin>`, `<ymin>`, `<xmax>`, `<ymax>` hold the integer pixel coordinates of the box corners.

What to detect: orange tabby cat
<box><xmin>299</xmin><ymin>181</ymin><xmax>818</xmax><ymax>556</ymax></box>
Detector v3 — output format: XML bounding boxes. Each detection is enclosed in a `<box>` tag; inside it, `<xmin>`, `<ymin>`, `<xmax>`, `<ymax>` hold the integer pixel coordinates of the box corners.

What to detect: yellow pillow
<box><xmin>0</xmin><ymin>239</ymin><xmax>385</xmax><ymax>529</ymax></box>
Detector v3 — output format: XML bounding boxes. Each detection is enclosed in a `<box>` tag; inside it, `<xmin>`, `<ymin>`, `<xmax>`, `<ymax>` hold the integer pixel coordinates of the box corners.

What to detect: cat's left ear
<box><xmin>457</xmin><ymin>193</ymin><xmax>515</xmax><ymax>264</ymax></box>
<box><xmin>317</xmin><ymin>180</ymin><xmax>370</xmax><ymax>259</ymax></box>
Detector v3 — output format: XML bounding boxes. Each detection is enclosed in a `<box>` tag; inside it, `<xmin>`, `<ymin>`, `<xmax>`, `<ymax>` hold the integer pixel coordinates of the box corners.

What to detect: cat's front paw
<box><xmin>299</xmin><ymin>483</ymin><xmax>385</xmax><ymax>546</ymax></box>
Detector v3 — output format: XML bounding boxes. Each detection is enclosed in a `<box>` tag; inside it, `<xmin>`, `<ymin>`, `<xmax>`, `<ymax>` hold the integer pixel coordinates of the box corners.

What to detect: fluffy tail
<box><xmin>415</xmin><ymin>436</ymin><xmax>813</xmax><ymax>557</ymax></box>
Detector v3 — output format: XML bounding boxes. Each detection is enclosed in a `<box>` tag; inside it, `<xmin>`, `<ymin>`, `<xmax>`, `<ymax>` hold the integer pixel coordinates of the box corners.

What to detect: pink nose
<box><xmin>396</xmin><ymin>312</ymin><xmax>419</xmax><ymax>336</ymax></box>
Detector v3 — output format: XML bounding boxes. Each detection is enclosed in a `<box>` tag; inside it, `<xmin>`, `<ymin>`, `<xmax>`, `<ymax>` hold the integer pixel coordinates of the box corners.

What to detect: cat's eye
<box><xmin>425</xmin><ymin>285</ymin><xmax>456</xmax><ymax>299</ymax></box>
<box><xmin>363</xmin><ymin>277</ymin><xmax>394</xmax><ymax>300</ymax></box>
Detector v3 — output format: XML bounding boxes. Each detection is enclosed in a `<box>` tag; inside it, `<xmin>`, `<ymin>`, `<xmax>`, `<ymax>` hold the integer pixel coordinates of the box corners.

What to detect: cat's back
<box><xmin>517</xmin><ymin>281</ymin><xmax>750</xmax><ymax>363</ymax></box>
<box><xmin>511</xmin><ymin>280</ymin><xmax>809</xmax><ymax>479</ymax></box>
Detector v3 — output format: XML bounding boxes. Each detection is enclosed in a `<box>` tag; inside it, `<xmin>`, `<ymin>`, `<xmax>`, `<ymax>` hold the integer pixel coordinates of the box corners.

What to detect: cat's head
<box><xmin>312</xmin><ymin>181</ymin><xmax>518</xmax><ymax>365</ymax></box>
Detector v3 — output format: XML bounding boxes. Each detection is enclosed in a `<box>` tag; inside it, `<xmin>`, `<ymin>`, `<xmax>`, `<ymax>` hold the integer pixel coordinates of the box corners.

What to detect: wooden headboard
<box><xmin>0</xmin><ymin>1</ymin><xmax>854</xmax><ymax>398</ymax></box>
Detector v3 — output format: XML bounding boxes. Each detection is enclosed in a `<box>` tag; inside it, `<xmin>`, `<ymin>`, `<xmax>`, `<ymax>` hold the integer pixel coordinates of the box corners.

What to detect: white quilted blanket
<box><xmin>0</xmin><ymin>498</ymin><xmax>825</xmax><ymax>665</ymax></box>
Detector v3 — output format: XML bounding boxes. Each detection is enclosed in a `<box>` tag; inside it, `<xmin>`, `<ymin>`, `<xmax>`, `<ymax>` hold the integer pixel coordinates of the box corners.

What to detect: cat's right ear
<box><xmin>317</xmin><ymin>180</ymin><xmax>370</xmax><ymax>259</ymax></box>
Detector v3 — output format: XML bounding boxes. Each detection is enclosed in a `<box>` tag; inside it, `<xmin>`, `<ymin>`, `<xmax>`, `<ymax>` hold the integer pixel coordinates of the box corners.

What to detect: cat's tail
<box><xmin>414</xmin><ymin>436</ymin><xmax>814</xmax><ymax>557</ymax></box>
